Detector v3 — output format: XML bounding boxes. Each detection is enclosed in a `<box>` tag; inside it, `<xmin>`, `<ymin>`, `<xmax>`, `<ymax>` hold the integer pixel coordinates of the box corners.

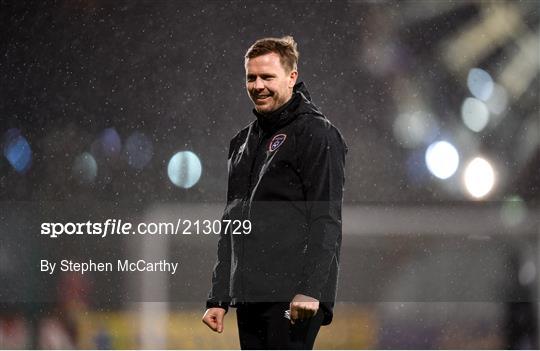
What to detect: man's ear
<box><xmin>289</xmin><ymin>70</ymin><xmax>298</xmax><ymax>88</ymax></box>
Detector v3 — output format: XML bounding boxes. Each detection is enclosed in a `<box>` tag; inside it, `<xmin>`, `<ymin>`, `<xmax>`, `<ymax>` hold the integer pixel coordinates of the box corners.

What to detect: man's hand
<box><xmin>202</xmin><ymin>307</ymin><xmax>227</xmax><ymax>333</ymax></box>
<box><xmin>289</xmin><ymin>294</ymin><xmax>319</xmax><ymax>324</ymax></box>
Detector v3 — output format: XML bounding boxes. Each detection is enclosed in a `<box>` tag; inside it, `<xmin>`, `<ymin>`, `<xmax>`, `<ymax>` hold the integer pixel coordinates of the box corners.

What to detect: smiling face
<box><xmin>245</xmin><ymin>52</ymin><xmax>298</xmax><ymax>114</ymax></box>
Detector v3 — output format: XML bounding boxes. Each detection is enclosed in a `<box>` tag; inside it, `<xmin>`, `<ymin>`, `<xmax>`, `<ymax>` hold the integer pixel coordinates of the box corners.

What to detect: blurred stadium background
<box><xmin>1</xmin><ymin>0</ymin><xmax>539</xmax><ymax>349</ymax></box>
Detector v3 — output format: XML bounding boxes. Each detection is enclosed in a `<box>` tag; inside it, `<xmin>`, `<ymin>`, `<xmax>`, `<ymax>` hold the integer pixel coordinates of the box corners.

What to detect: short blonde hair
<box><xmin>245</xmin><ymin>36</ymin><xmax>299</xmax><ymax>72</ymax></box>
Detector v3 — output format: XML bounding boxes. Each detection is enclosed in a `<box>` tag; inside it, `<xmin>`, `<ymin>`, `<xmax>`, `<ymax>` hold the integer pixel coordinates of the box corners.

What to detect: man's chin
<box><xmin>254</xmin><ymin>105</ymin><xmax>273</xmax><ymax>114</ymax></box>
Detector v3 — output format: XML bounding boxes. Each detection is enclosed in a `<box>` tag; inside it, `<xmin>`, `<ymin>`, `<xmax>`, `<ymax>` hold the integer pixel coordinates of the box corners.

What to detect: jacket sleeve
<box><xmin>297</xmin><ymin>119</ymin><xmax>347</xmax><ymax>300</ymax></box>
<box><xmin>206</xmin><ymin>138</ymin><xmax>236</xmax><ymax>311</ymax></box>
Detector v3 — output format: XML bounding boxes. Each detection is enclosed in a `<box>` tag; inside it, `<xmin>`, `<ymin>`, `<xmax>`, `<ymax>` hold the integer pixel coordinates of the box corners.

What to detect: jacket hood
<box><xmin>294</xmin><ymin>81</ymin><xmax>312</xmax><ymax>102</ymax></box>
<box><xmin>293</xmin><ymin>81</ymin><xmax>325</xmax><ymax>116</ymax></box>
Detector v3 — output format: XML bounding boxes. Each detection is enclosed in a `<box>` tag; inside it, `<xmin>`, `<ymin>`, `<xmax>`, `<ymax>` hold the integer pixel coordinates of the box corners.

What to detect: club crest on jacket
<box><xmin>268</xmin><ymin>134</ymin><xmax>286</xmax><ymax>152</ymax></box>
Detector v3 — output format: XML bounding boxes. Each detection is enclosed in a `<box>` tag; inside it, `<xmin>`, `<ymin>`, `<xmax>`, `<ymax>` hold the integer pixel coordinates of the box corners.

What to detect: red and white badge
<box><xmin>268</xmin><ymin>133</ymin><xmax>287</xmax><ymax>152</ymax></box>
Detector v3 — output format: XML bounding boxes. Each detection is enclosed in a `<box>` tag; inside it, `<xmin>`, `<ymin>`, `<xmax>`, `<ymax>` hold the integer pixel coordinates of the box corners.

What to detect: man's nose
<box><xmin>254</xmin><ymin>77</ymin><xmax>265</xmax><ymax>90</ymax></box>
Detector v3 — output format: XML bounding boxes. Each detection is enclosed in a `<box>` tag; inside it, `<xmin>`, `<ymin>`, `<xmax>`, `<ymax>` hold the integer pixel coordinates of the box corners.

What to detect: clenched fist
<box><xmin>289</xmin><ymin>294</ymin><xmax>319</xmax><ymax>324</ymax></box>
<box><xmin>202</xmin><ymin>307</ymin><xmax>227</xmax><ymax>333</ymax></box>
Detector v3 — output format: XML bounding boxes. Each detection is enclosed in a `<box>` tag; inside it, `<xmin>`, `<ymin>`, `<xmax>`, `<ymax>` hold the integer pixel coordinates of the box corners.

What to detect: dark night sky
<box><xmin>1</xmin><ymin>1</ymin><xmax>539</xmax><ymax>206</ymax></box>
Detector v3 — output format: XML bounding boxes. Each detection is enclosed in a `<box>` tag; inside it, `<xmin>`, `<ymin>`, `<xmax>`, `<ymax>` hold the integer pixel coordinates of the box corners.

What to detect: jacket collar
<box><xmin>252</xmin><ymin>82</ymin><xmax>308</xmax><ymax>134</ymax></box>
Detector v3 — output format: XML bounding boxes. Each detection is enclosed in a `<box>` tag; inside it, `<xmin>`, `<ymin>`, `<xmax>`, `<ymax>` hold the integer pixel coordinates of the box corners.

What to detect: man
<box><xmin>202</xmin><ymin>36</ymin><xmax>347</xmax><ymax>349</ymax></box>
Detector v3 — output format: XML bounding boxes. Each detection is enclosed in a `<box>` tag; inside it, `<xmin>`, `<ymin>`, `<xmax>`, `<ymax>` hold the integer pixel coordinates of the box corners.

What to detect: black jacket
<box><xmin>207</xmin><ymin>82</ymin><xmax>347</xmax><ymax>325</ymax></box>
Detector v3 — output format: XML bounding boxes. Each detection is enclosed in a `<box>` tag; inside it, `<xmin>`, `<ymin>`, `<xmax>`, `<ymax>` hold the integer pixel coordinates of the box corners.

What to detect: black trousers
<box><xmin>236</xmin><ymin>302</ymin><xmax>324</xmax><ymax>350</ymax></box>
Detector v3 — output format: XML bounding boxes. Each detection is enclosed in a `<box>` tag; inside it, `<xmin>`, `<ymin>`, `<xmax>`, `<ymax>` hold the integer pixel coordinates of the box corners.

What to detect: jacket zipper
<box><xmin>240</xmin><ymin>130</ymin><xmax>266</xmax><ymax>300</ymax></box>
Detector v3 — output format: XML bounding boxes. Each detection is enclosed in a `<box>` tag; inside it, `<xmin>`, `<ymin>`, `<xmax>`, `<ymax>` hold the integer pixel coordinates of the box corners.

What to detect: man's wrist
<box><xmin>293</xmin><ymin>292</ymin><xmax>320</xmax><ymax>302</ymax></box>
<box><xmin>296</xmin><ymin>284</ymin><xmax>322</xmax><ymax>301</ymax></box>
<box><xmin>206</xmin><ymin>300</ymin><xmax>229</xmax><ymax>313</ymax></box>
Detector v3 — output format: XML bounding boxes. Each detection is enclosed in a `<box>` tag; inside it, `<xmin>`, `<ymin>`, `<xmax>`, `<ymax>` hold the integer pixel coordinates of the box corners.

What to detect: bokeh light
<box><xmin>461</xmin><ymin>97</ymin><xmax>490</xmax><ymax>132</ymax></box>
<box><xmin>125</xmin><ymin>132</ymin><xmax>153</xmax><ymax>170</ymax></box>
<box><xmin>467</xmin><ymin>68</ymin><xmax>494</xmax><ymax>101</ymax></box>
<box><xmin>2</xmin><ymin>128</ymin><xmax>32</xmax><ymax>174</ymax></box>
<box><xmin>500</xmin><ymin>195</ymin><xmax>527</xmax><ymax>228</ymax></box>
<box><xmin>463</xmin><ymin>157</ymin><xmax>495</xmax><ymax>199</ymax></box>
<box><xmin>99</xmin><ymin>128</ymin><xmax>122</xmax><ymax>158</ymax></box>
<box><xmin>167</xmin><ymin>151</ymin><xmax>202</xmax><ymax>189</ymax></box>
<box><xmin>72</xmin><ymin>152</ymin><xmax>98</xmax><ymax>183</ymax></box>
<box><xmin>91</xmin><ymin>128</ymin><xmax>122</xmax><ymax>168</ymax></box>
<box><xmin>393</xmin><ymin>111</ymin><xmax>438</xmax><ymax>148</ymax></box>
<box><xmin>485</xmin><ymin>83</ymin><xmax>508</xmax><ymax>116</ymax></box>
<box><xmin>425</xmin><ymin>141</ymin><xmax>459</xmax><ymax>180</ymax></box>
